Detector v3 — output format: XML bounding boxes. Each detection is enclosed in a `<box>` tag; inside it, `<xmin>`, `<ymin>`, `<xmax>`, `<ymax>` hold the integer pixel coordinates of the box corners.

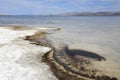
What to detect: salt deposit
<box><xmin>0</xmin><ymin>27</ymin><xmax>57</xmax><ymax>80</ymax></box>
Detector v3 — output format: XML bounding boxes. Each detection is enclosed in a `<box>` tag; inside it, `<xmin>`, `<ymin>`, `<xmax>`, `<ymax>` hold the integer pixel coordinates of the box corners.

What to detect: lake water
<box><xmin>0</xmin><ymin>16</ymin><xmax>120</xmax><ymax>78</ymax></box>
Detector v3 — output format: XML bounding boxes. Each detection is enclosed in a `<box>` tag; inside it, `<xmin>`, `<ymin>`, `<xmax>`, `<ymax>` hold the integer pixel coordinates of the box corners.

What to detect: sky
<box><xmin>0</xmin><ymin>0</ymin><xmax>120</xmax><ymax>15</ymax></box>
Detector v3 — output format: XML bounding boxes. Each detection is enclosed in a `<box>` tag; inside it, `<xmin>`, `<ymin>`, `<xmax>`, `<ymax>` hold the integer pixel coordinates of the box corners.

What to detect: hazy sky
<box><xmin>0</xmin><ymin>0</ymin><xmax>120</xmax><ymax>15</ymax></box>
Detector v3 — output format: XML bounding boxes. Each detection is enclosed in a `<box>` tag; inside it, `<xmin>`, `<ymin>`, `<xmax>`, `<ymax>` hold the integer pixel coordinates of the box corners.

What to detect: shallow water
<box><xmin>0</xmin><ymin>16</ymin><xmax>120</xmax><ymax>78</ymax></box>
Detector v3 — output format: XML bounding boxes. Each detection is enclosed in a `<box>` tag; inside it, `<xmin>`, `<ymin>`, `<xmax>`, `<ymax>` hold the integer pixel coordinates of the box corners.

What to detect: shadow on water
<box><xmin>64</xmin><ymin>46</ymin><xmax>106</xmax><ymax>61</ymax></box>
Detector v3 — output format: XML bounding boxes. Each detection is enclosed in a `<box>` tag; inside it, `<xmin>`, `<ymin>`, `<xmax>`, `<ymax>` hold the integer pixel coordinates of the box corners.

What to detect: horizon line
<box><xmin>0</xmin><ymin>11</ymin><xmax>120</xmax><ymax>16</ymax></box>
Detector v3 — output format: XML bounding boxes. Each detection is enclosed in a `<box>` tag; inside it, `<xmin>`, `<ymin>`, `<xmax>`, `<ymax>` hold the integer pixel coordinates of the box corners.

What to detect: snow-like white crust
<box><xmin>0</xmin><ymin>27</ymin><xmax>57</xmax><ymax>80</ymax></box>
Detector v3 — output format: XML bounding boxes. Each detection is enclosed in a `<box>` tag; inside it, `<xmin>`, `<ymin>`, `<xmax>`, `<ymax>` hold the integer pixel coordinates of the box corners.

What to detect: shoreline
<box><xmin>0</xmin><ymin>26</ymin><xmax>118</xmax><ymax>80</ymax></box>
<box><xmin>0</xmin><ymin>26</ymin><xmax>58</xmax><ymax>80</ymax></box>
<box><xmin>22</xmin><ymin>26</ymin><xmax>117</xmax><ymax>80</ymax></box>
<box><xmin>41</xmin><ymin>40</ymin><xmax>118</xmax><ymax>80</ymax></box>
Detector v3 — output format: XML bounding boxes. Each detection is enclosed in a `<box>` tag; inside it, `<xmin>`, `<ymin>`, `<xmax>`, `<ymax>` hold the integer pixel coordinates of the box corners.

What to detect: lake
<box><xmin>0</xmin><ymin>16</ymin><xmax>120</xmax><ymax>78</ymax></box>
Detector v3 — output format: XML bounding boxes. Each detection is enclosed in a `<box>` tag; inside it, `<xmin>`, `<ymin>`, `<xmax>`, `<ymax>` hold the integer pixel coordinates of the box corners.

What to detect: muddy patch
<box><xmin>52</xmin><ymin>45</ymin><xmax>117</xmax><ymax>80</ymax></box>
<box><xmin>20</xmin><ymin>26</ymin><xmax>117</xmax><ymax>80</ymax></box>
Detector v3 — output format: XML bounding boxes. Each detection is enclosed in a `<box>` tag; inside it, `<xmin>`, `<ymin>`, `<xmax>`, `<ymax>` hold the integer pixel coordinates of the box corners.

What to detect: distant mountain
<box><xmin>55</xmin><ymin>11</ymin><xmax>120</xmax><ymax>16</ymax></box>
<box><xmin>1</xmin><ymin>11</ymin><xmax>120</xmax><ymax>16</ymax></box>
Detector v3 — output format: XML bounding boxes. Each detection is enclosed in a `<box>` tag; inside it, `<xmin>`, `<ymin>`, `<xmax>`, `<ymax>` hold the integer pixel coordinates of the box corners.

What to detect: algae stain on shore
<box><xmin>52</xmin><ymin>46</ymin><xmax>117</xmax><ymax>80</ymax></box>
<box><xmin>22</xmin><ymin>27</ymin><xmax>87</xmax><ymax>80</ymax></box>
<box><xmin>42</xmin><ymin>49</ymin><xmax>86</xmax><ymax>80</ymax></box>
<box><xmin>10</xmin><ymin>26</ymin><xmax>118</xmax><ymax>80</ymax></box>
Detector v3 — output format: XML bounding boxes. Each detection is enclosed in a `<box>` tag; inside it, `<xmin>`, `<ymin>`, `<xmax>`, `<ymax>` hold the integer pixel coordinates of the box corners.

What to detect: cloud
<box><xmin>0</xmin><ymin>0</ymin><xmax>120</xmax><ymax>14</ymax></box>
<box><xmin>0</xmin><ymin>0</ymin><xmax>64</xmax><ymax>14</ymax></box>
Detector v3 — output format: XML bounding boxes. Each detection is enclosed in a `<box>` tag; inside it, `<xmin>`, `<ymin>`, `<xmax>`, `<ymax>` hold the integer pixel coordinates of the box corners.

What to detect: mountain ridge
<box><xmin>55</xmin><ymin>11</ymin><xmax>120</xmax><ymax>16</ymax></box>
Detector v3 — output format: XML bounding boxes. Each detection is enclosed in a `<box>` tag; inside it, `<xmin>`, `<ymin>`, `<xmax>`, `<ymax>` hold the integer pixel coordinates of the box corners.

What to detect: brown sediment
<box><xmin>8</xmin><ymin>26</ymin><xmax>33</xmax><ymax>30</ymax></box>
<box><xmin>23</xmin><ymin>31</ymin><xmax>91</xmax><ymax>80</ymax></box>
<box><xmin>53</xmin><ymin>28</ymin><xmax>61</xmax><ymax>31</ymax></box>
<box><xmin>52</xmin><ymin>46</ymin><xmax>118</xmax><ymax>80</ymax></box>
<box><xmin>8</xmin><ymin>26</ymin><xmax>61</xmax><ymax>32</ymax></box>
<box><xmin>23</xmin><ymin>29</ymin><xmax>90</xmax><ymax>80</ymax></box>
<box><xmin>42</xmin><ymin>49</ymin><xmax>88</xmax><ymax>80</ymax></box>
<box><xmin>21</xmin><ymin>27</ymin><xmax>117</xmax><ymax>80</ymax></box>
